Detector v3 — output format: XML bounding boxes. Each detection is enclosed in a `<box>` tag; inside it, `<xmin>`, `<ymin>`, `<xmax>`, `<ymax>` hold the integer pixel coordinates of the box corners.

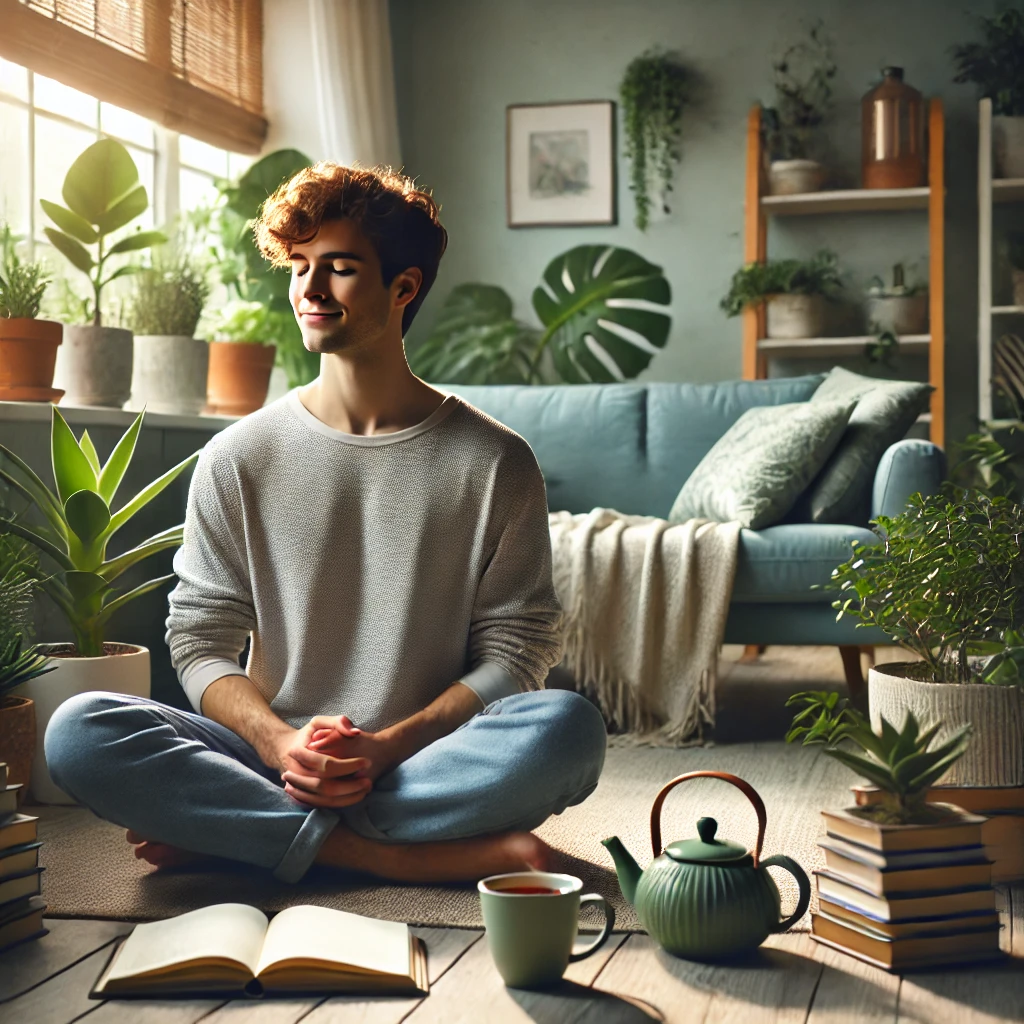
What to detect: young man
<box><xmin>45</xmin><ymin>163</ymin><xmax>607</xmax><ymax>884</ymax></box>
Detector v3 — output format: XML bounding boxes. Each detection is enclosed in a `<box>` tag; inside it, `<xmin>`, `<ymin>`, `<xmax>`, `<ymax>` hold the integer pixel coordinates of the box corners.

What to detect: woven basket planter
<box><xmin>868</xmin><ymin>663</ymin><xmax>1024</xmax><ymax>787</ymax></box>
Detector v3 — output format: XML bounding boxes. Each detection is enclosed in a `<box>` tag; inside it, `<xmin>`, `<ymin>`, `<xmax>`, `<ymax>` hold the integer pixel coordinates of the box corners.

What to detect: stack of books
<box><xmin>810</xmin><ymin>804</ymin><xmax>1003</xmax><ymax>972</ymax></box>
<box><xmin>853</xmin><ymin>783</ymin><xmax>1024</xmax><ymax>884</ymax></box>
<box><xmin>0</xmin><ymin>762</ymin><xmax>46</xmax><ymax>952</ymax></box>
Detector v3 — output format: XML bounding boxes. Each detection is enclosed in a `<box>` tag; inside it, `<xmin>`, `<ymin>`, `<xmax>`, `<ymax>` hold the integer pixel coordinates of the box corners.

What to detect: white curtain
<box><xmin>306</xmin><ymin>0</ymin><xmax>403</xmax><ymax>168</ymax></box>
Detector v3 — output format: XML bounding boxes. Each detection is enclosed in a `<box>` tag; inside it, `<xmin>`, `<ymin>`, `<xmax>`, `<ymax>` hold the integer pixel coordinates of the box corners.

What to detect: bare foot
<box><xmin>316</xmin><ymin>826</ymin><xmax>554</xmax><ymax>883</ymax></box>
<box><xmin>125</xmin><ymin>830</ymin><xmax>219</xmax><ymax>871</ymax></box>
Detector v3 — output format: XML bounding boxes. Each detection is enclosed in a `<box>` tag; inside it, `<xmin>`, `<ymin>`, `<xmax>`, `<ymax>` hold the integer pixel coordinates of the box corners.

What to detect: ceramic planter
<box><xmin>130</xmin><ymin>335</ymin><xmax>209</xmax><ymax>415</ymax></box>
<box><xmin>765</xmin><ymin>294</ymin><xmax>827</xmax><ymax>339</ymax></box>
<box><xmin>768</xmin><ymin>159</ymin><xmax>827</xmax><ymax>196</ymax></box>
<box><xmin>866</xmin><ymin>293</ymin><xmax>929</xmax><ymax>336</ymax></box>
<box><xmin>0</xmin><ymin>318</ymin><xmax>64</xmax><ymax>402</ymax></box>
<box><xmin>15</xmin><ymin>642</ymin><xmax>150</xmax><ymax>804</ymax></box>
<box><xmin>53</xmin><ymin>324</ymin><xmax>134</xmax><ymax>408</ymax></box>
<box><xmin>868</xmin><ymin>663</ymin><xmax>1024</xmax><ymax>787</ymax></box>
<box><xmin>993</xmin><ymin>115</ymin><xmax>1024</xmax><ymax>179</ymax></box>
<box><xmin>206</xmin><ymin>341</ymin><xmax>276</xmax><ymax>416</ymax></box>
<box><xmin>0</xmin><ymin>695</ymin><xmax>36</xmax><ymax>800</ymax></box>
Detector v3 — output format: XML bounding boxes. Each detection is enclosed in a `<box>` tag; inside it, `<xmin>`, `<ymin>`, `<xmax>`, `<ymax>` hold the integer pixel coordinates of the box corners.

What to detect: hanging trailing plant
<box><xmin>620</xmin><ymin>49</ymin><xmax>690</xmax><ymax>231</ymax></box>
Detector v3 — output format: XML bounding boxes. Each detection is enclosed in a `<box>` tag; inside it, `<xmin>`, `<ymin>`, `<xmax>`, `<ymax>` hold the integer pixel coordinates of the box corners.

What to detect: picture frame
<box><xmin>506</xmin><ymin>101</ymin><xmax>616</xmax><ymax>228</ymax></box>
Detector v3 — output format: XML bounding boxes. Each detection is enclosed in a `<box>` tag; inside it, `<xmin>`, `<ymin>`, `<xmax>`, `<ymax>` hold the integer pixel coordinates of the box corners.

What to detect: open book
<box><xmin>91</xmin><ymin>903</ymin><xmax>428</xmax><ymax>999</ymax></box>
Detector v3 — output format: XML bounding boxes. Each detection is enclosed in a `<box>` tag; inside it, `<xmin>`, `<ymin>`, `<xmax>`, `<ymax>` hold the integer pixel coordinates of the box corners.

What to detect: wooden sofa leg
<box><xmin>838</xmin><ymin>645</ymin><xmax>866</xmax><ymax>698</ymax></box>
<box><xmin>739</xmin><ymin>644</ymin><xmax>767</xmax><ymax>663</ymax></box>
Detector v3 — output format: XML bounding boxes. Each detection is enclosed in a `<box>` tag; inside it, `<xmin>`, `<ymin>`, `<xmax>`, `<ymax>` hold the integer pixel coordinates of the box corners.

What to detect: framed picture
<box><xmin>506</xmin><ymin>101</ymin><xmax>616</xmax><ymax>228</ymax></box>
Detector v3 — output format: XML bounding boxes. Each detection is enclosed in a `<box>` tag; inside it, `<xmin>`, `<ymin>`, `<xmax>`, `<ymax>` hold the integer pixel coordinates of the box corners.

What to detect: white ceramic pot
<box><xmin>765</xmin><ymin>293</ymin><xmax>827</xmax><ymax>339</ymax></box>
<box><xmin>768</xmin><ymin>159</ymin><xmax>827</xmax><ymax>196</ymax></box>
<box><xmin>868</xmin><ymin>663</ymin><xmax>1024</xmax><ymax>787</ymax></box>
<box><xmin>54</xmin><ymin>325</ymin><xmax>134</xmax><ymax>408</ymax></box>
<box><xmin>130</xmin><ymin>335</ymin><xmax>210</xmax><ymax>415</ymax></box>
<box><xmin>866</xmin><ymin>293</ymin><xmax>929</xmax><ymax>336</ymax></box>
<box><xmin>15</xmin><ymin>643</ymin><xmax>150</xmax><ymax>804</ymax></box>
<box><xmin>993</xmin><ymin>115</ymin><xmax>1024</xmax><ymax>179</ymax></box>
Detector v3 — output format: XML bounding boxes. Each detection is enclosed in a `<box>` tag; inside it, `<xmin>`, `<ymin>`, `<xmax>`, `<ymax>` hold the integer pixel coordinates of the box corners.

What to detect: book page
<box><xmin>107</xmin><ymin>903</ymin><xmax>268</xmax><ymax>981</ymax></box>
<box><xmin>256</xmin><ymin>905</ymin><xmax>410</xmax><ymax>979</ymax></box>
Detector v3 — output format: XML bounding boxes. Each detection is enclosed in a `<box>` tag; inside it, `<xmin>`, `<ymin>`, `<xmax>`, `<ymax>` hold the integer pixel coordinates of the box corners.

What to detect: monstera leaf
<box><xmin>409</xmin><ymin>284</ymin><xmax>541</xmax><ymax>385</ymax></box>
<box><xmin>531</xmin><ymin>246</ymin><xmax>671</xmax><ymax>383</ymax></box>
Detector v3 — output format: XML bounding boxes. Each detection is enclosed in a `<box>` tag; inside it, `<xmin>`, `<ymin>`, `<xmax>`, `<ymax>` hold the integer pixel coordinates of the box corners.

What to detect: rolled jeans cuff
<box><xmin>273</xmin><ymin>807</ymin><xmax>340</xmax><ymax>882</ymax></box>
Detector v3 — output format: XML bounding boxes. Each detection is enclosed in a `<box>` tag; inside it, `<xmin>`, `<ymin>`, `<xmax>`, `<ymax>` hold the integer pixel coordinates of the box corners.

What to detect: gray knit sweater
<box><xmin>165</xmin><ymin>390</ymin><xmax>564</xmax><ymax>729</ymax></box>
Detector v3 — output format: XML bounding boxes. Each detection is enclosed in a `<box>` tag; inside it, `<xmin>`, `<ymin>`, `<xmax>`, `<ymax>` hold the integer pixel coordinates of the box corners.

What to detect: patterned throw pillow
<box><xmin>668</xmin><ymin>400</ymin><xmax>856</xmax><ymax>530</ymax></box>
<box><xmin>798</xmin><ymin>367</ymin><xmax>933</xmax><ymax>525</ymax></box>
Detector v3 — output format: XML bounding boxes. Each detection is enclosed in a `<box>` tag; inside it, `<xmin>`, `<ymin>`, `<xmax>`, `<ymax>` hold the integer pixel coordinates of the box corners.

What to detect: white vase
<box><xmin>16</xmin><ymin>643</ymin><xmax>150</xmax><ymax>804</ymax></box>
<box><xmin>765</xmin><ymin>293</ymin><xmax>827</xmax><ymax>339</ymax></box>
<box><xmin>130</xmin><ymin>335</ymin><xmax>210</xmax><ymax>415</ymax></box>
<box><xmin>868</xmin><ymin>663</ymin><xmax>1024</xmax><ymax>787</ymax></box>
<box><xmin>993</xmin><ymin>115</ymin><xmax>1024</xmax><ymax>179</ymax></box>
<box><xmin>53</xmin><ymin>325</ymin><xmax>134</xmax><ymax>408</ymax></box>
<box><xmin>768</xmin><ymin>159</ymin><xmax>827</xmax><ymax>196</ymax></box>
<box><xmin>866</xmin><ymin>293</ymin><xmax>929</xmax><ymax>336</ymax></box>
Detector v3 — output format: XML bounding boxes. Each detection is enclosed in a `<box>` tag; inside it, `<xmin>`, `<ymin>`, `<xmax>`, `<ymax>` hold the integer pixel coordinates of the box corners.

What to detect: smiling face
<box><xmin>287</xmin><ymin>217</ymin><xmax>421</xmax><ymax>355</ymax></box>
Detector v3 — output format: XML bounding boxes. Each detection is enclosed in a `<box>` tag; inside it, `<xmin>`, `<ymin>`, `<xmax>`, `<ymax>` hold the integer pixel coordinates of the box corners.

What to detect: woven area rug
<box><xmin>36</xmin><ymin>741</ymin><xmax>849</xmax><ymax>931</ymax></box>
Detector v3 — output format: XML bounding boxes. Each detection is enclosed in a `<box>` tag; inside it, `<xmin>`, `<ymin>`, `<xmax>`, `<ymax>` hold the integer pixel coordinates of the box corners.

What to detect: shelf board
<box><xmin>992</xmin><ymin>305</ymin><xmax>1024</xmax><ymax>315</ymax></box>
<box><xmin>761</xmin><ymin>187</ymin><xmax>930</xmax><ymax>216</ymax></box>
<box><xmin>757</xmin><ymin>334</ymin><xmax>931</xmax><ymax>358</ymax></box>
<box><xmin>993</xmin><ymin>178</ymin><xmax>1024</xmax><ymax>204</ymax></box>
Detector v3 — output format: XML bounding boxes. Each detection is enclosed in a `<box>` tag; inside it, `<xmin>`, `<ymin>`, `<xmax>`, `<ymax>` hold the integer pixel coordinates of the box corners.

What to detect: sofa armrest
<box><xmin>871</xmin><ymin>439</ymin><xmax>946</xmax><ymax>520</ymax></box>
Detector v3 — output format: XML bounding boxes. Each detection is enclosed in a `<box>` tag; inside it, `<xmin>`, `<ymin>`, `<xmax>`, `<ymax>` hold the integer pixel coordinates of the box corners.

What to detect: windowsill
<box><xmin>0</xmin><ymin>400</ymin><xmax>240</xmax><ymax>432</ymax></box>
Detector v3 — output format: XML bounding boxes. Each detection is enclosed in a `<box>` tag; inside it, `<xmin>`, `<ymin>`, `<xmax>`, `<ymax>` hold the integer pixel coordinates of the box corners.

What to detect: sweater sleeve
<box><xmin>460</xmin><ymin>439</ymin><xmax>564</xmax><ymax>705</ymax></box>
<box><xmin>165</xmin><ymin>444</ymin><xmax>256</xmax><ymax>713</ymax></box>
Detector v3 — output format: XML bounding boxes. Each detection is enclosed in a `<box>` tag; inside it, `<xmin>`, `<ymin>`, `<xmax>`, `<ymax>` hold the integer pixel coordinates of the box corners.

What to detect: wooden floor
<box><xmin>2</xmin><ymin>890</ymin><xmax>1022</xmax><ymax>1024</ymax></box>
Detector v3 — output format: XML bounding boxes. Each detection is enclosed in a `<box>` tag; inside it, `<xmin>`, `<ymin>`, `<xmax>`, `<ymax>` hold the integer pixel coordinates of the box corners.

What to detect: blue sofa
<box><xmin>444</xmin><ymin>374</ymin><xmax>945</xmax><ymax>686</ymax></box>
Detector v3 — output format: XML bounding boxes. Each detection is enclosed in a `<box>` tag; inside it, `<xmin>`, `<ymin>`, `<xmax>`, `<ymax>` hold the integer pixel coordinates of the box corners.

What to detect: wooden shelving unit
<box><xmin>742</xmin><ymin>102</ymin><xmax>946</xmax><ymax>447</ymax></box>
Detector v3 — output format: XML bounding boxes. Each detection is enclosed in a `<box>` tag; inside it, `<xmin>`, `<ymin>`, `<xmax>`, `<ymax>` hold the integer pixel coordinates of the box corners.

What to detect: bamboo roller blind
<box><xmin>0</xmin><ymin>0</ymin><xmax>267</xmax><ymax>152</ymax></box>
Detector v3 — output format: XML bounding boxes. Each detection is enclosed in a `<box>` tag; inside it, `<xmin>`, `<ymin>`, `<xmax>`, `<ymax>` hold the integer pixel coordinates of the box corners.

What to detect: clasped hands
<box><xmin>277</xmin><ymin>715</ymin><xmax>398</xmax><ymax>810</ymax></box>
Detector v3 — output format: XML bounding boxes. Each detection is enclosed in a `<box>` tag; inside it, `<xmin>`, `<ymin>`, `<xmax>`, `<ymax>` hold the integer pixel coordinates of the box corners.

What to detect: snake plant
<box><xmin>0</xmin><ymin>408</ymin><xmax>198</xmax><ymax>657</ymax></box>
<box><xmin>786</xmin><ymin>690</ymin><xmax>972</xmax><ymax>824</ymax></box>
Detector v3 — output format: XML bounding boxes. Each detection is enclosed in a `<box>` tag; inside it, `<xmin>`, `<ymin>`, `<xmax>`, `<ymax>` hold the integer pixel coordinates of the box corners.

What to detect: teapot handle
<box><xmin>650</xmin><ymin>770</ymin><xmax>768</xmax><ymax>868</ymax></box>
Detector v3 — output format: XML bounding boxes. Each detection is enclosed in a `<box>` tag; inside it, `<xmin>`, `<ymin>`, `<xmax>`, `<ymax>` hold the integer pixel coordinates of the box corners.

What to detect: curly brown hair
<box><xmin>254</xmin><ymin>162</ymin><xmax>448</xmax><ymax>334</ymax></box>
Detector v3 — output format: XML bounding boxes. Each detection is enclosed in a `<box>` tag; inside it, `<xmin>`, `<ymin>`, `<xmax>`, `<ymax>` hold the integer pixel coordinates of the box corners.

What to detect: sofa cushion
<box><xmin>668</xmin><ymin>399</ymin><xmax>855</xmax><ymax>529</ymax></box>
<box><xmin>733</xmin><ymin>523</ymin><xmax>878</xmax><ymax>603</ymax></box>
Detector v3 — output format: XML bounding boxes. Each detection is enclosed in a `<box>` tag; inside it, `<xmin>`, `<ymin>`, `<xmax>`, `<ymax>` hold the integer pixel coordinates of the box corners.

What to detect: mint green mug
<box><xmin>478</xmin><ymin>871</ymin><xmax>615</xmax><ymax>988</ymax></box>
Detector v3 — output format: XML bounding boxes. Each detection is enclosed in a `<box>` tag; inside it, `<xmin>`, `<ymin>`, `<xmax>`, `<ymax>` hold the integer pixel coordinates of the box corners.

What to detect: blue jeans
<box><xmin>44</xmin><ymin>689</ymin><xmax>607</xmax><ymax>883</ymax></box>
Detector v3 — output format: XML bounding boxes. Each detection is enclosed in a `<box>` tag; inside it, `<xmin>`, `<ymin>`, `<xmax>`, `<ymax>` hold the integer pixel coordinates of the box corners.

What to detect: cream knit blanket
<box><xmin>549</xmin><ymin>508</ymin><xmax>741</xmax><ymax>746</ymax></box>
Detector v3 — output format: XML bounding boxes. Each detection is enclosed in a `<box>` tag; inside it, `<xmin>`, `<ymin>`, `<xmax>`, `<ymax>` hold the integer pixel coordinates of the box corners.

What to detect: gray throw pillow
<box><xmin>668</xmin><ymin>400</ymin><xmax>856</xmax><ymax>530</ymax></box>
<box><xmin>799</xmin><ymin>367</ymin><xmax>933</xmax><ymax>525</ymax></box>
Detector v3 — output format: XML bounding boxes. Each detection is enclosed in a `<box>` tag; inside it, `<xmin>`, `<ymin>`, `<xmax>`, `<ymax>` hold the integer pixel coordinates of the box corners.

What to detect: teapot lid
<box><xmin>664</xmin><ymin>817</ymin><xmax>751</xmax><ymax>864</ymax></box>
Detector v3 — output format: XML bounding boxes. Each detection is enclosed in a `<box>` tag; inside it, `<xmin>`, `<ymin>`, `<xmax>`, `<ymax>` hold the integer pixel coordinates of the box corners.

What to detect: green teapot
<box><xmin>602</xmin><ymin>770</ymin><xmax>810</xmax><ymax>961</ymax></box>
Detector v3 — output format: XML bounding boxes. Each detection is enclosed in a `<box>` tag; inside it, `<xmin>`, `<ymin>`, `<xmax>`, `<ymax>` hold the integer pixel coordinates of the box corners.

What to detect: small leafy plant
<box><xmin>127</xmin><ymin>249</ymin><xmax>210</xmax><ymax>338</ymax></box>
<box><xmin>620</xmin><ymin>49</ymin><xmax>691</xmax><ymax>231</ymax></box>
<box><xmin>0</xmin><ymin>408</ymin><xmax>198</xmax><ymax>657</ymax></box>
<box><xmin>953</xmin><ymin>424</ymin><xmax>1024</xmax><ymax>501</ymax></box>
<box><xmin>720</xmin><ymin>250</ymin><xmax>842</xmax><ymax>316</ymax></box>
<box><xmin>0</xmin><ymin>528</ymin><xmax>53</xmax><ymax>699</ymax></box>
<box><xmin>952</xmin><ymin>6</ymin><xmax>1024</xmax><ymax>117</ymax></box>
<box><xmin>786</xmin><ymin>691</ymin><xmax>972</xmax><ymax>824</ymax></box>
<box><xmin>0</xmin><ymin>223</ymin><xmax>50</xmax><ymax>320</ymax></box>
<box><xmin>210</xmin><ymin>300</ymin><xmax>278</xmax><ymax>344</ymax></box>
<box><xmin>830</xmin><ymin>488</ymin><xmax>1024</xmax><ymax>684</ymax></box>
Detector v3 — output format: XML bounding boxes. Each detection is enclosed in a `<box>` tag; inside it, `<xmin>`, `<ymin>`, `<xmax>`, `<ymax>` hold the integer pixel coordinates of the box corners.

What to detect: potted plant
<box><xmin>830</xmin><ymin>488</ymin><xmax>1024</xmax><ymax>786</ymax></box>
<box><xmin>619</xmin><ymin>48</ymin><xmax>691</xmax><ymax>231</ymax></box>
<box><xmin>41</xmin><ymin>138</ymin><xmax>165</xmax><ymax>409</ymax></box>
<box><xmin>762</xmin><ymin>22</ymin><xmax>836</xmax><ymax>195</ymax></box>
<box><xmin>0</xmin><ymin>223</ymin><xmax>62</xmax><ymax>403</ymax></box>
<box><xmin>0</xmin><ymin>407</ymin><xmax>198</xmax><ymax>802</ymax></box>
<box><xmin>865</xmin><ymin>263</ymin><xmax>928</xmax><ymax>336</ymax></box>
<box><xmin>720</xmin><ymin>250</ymin><xmax>842</xmax><ymax>339</ymax></box>
<box><xmin>205</xmin><ymin>300</ymin><xmax>278</xmax><ymax>415</ymax></box>
<box><xmin>127</xmin><ymin>248</ymin><xmax>211</xmax><ymax>415</ymax></box>
<box><xmin>953</xmin><ymin>7</ymin><xmax>1024</xmax><ymax>178</ymax></box>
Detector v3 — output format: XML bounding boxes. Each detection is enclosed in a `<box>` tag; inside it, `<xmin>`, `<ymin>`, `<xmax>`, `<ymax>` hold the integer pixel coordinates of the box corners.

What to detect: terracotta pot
<box><xmin>768</xmin><ymin>159</ymin><xmax>827</xmax><ymax>196</ymax></box>
<box><xmin>0</xmin><ymin>318</ymin><xmax>64</xmax><ymax>402</ymax></box>
<box><xmin>0</xmin><ymin>695</ymin><xmax>36</xmax><ymax>802</ymax></box>
<box><xmin>765</xmin><ymin>293</ymin><xmax>827</xmax><ymax>339</ymax></box>
<box><xmin>130</xmin><ymin>335</ymin><xmax>210</xmax><ymax>415</ymax></box>
<box><xmin>53</xmin><ymin>324</ymin><xmax>134</xmax><ymax>408</ymax></box>
<box><xmin>206</xmin><ymin>341</ymin><xmax>276</xmax><ymax>416</ymax></box>
<box><xmin>868</xmin><ymin>663</ymin><xmax>1024</xmax><ymax>787</ymax></box>
<box><xmin>16</xmin><ymin>642</ymin><xmax>150</xmax><ymax>804</ymax></box>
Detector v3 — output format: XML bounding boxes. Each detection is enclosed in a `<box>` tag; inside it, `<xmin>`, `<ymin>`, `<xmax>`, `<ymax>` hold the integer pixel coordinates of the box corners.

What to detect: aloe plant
<box><xmin>0</xmin><ymin>408</ymin><xmax>198</xmax><ymax>657</ymax></box>
<box><xmin>40</xmin><ymin>138</ymin><xmax>165</xmax><ymax>325</ymax></box>
<box><xmin>786</xmin><ymin>691</ymin><xmax>972</xmax><ymax>824</ymax></box>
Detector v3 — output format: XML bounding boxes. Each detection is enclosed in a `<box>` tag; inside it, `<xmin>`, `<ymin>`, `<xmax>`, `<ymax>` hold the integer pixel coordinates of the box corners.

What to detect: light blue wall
<box><xmin>389</xmin><ymin>0</ymin><xmax>999</xmax><ymax>444</ymax></box>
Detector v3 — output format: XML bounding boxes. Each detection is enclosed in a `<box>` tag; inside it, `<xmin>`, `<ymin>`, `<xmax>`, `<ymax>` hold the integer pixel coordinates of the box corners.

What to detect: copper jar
<box><xmin>861</xmin><ymin>67</ymin><xmax>925</xmax><ymax>189</ymax></box>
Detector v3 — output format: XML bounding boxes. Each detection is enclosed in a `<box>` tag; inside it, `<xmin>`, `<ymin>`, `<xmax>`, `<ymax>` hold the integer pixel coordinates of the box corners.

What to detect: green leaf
<box><xmin>51</xmin><ymin>408</ymin><xmax>98</xmax><ymax>505</ymax></box>
<box><xmin>94</xmin><ymin>185</ymin><xmax>149</xmax><ymax>235</ymax></box>
<box><xmin>226</xmin><ymin>149</ymin><xmax>311</xmax><ymax>218</ymax></box>
<box><xmin>65</xmin><ymin>570</ymin><xmax>112</xmax><ymax>618</ymax></box>
<box><xmin>39</xmin><ymin>200</ymin><xmax>98</xmax><ymax>243</ymax></box>
<box><xmin>106</xmin><ymin>229</ymin><xmax>167</xmax><ymax>257</ymax></box>
<box><xmin>61</xmin><ymin>138</ymin><xmax>140</xmax><ymax>225</ymax></box>
<box><xmin>39</xmin><ymin>575</ymin><xmax>77</xmax><ymax>620</ymax></box>
<box><xmin>97</xmin><ymin>572</ymin><xmax>177</xmax><ymax>623</ymax></box>
<box><xmin>99</xmin><ymin>525</ymin><xmax>184</xmax><ymax>582</ymax></box>
<box><xmin>824</xmin><ymin>747</ymin><xmax>901</xmax><ymax>792</ymax></box>
<box><xmin>0</xmin><ymin>443</ymin><xmax>66</xmax><ymax>528</ymax></box>
<box><xmin>99</xmin><ymin>264</ymin><xmax>140</xmax><ymax>289</ymax></box>
<box><xmin>78</xmin><ymin>430</ymin><xmax>102</xmax><ymax>474</ymax></box>
<box><xmin>0</xmin><ymin>517</ymin><xmax>75</xmax><ymax>570</ymax></box>
<box><xmin>44</xmin><ymin>228</ymin><xmax>94</xmax><ymax>274</ymax></box>
<box><xmin>0</xmin><ymin>467</ymin><xmax>66</xmax><ymax>541</ymax></box>
<box><xmin>97</xmin><ymin>412</ymin><xmax>144</xmax><ymax>504</ymax></box>
<box><xmin>105</xmin><ymin>452</ymin><xmax>199</xmax><ymax>537</ymax></box>
<box><xmin>64</xmin><ymin>489</ymin><xmax>111</xmax><ymax>544</ymax></box>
